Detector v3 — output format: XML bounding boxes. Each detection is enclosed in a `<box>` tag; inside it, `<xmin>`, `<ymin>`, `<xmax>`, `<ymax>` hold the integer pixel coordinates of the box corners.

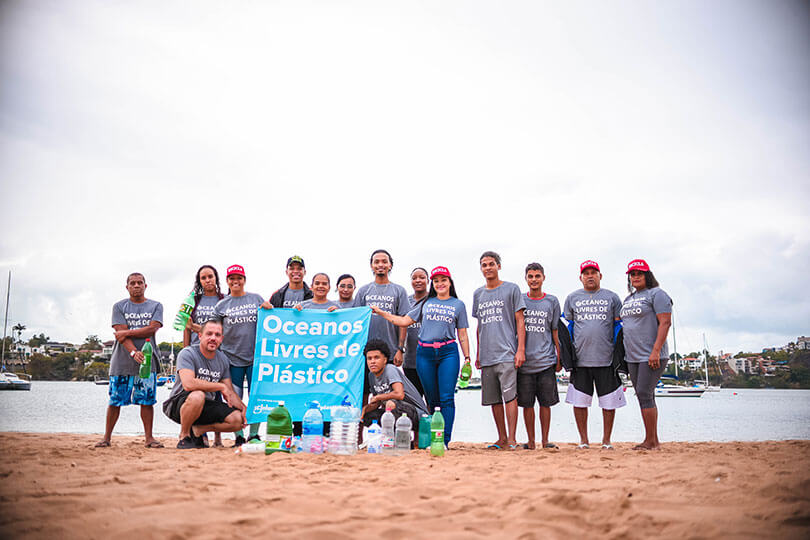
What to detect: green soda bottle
<box><xmin>458</xmin><ymin>359</ymin><xmax>472</xmax><ymax>388</ymax></box>
<box><xmin>265</xmin><ymin>403</ymin><xmax>293</xmax><ymax>454</ymax></box>
<box><xmin>173</xmin><ymin>291</ymin><xmax>196</xmax><ymax>331</ymax></box>
<box><xmin>430</xmin><ymin>407</ymin><xmax>445</xmax><ymax>457</ymax></box>
<box><xmin>139</xmin><ymin>339</ymin><xmax>152</xmax><ymax>378</ymax></box>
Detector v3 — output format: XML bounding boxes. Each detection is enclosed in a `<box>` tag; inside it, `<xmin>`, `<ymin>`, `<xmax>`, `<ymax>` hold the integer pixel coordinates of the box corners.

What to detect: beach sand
<box><xmin>0</xmin><ymin>433</ymin><xmax>808</xmax><ymax>539</ymax></box>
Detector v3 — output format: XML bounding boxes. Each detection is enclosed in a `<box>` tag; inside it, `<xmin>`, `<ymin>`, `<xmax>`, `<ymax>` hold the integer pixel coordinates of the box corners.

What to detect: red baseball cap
<box><xmin>626</xmin><ymin>259</ymin><xmax>650</xmax><ymax>273</ymax></box>
<box><xmin>226</xmin><ymin>264</ymin><xmax>246</xmax><ymax>277</ymax></box>
<box><xmin>580</xmin><ymin>260</ymin><xmax>600</xmax><ymax>273</ymax></box>
<box><xmin>430</xmin><ymin>266</ymin><xmax>452</xmax><ymax>279</ymax></box>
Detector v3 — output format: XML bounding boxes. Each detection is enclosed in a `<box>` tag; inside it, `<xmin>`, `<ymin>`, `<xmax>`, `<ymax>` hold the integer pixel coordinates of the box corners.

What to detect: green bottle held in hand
<box><xmin>430</xmin><ymin>407</ymin><xmax>445</xmax><ymax>457</ymax></box>
<box><xmin>139</xmin><ymin>338</ymin><xmax>153</xmax><ymax>379</ymax></box>
<box><xmin>173</xmin><ymin>291</ymin><xmax>196</xmax><ymax>331</ymax></box>
<box><xmin>458</xmin><ymin>359</ymin><xmax>472</xmax><ymax>388</ymax></box>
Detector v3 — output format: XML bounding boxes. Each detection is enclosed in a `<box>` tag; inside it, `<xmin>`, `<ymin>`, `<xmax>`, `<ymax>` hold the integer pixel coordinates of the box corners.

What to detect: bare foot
<box><xmin>144</xmin><ymin>439</ymin><xmax>164</xmax><ymax>448</ymax></box>
<box><xmin>632</xmin><ymin>443</ymin><xmax>661</xmax><ymax>451</ymax></box>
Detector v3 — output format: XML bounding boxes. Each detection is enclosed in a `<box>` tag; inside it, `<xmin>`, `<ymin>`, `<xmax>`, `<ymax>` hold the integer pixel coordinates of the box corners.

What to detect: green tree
<box><xmin>80</xmin><ymin>335</ymin><xmax>103</xmax><ymax>350</ymax></box>
<box><xmin>28</xmin><ymin>333</ymin><xmax>50</xmax><ymax>347</ymax></box>
<box><xmin>28</xmin><ymin>352</ymin><xmax>78</xmax><ymax>380</ymax></box>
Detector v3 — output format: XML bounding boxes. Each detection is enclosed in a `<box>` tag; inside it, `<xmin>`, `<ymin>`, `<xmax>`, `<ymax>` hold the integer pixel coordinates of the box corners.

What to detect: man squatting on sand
<box><xmin>99</xmin><ymin>250</ymin><xmax>674</xmax><ymax>452</ymax></box>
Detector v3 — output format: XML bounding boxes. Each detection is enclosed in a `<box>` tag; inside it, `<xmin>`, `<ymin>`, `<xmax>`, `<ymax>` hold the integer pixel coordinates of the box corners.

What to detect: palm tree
<box><xmin>12</xmin><ymin>323</ymin><xmax>26</xmax><ymax>369</ymax></box>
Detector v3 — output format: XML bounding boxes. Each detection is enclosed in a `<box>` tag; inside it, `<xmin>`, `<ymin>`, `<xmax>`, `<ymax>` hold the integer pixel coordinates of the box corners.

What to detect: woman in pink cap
<box><xmin>372</xmin><ymin>266</ymin><xmax>470</xmax><ymax>447</ymax></box>
<box><xmin>620</xmin><ymin>259</ymin><xmax>673</xmax><ymax>450</ymax></box>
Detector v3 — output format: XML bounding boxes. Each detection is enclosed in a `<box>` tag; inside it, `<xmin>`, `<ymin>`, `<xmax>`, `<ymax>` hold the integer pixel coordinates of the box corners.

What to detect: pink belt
<box><xmin>418</xmin><ymin>340</ymin><xmax>456</xmax><ymax>348</ymax></box>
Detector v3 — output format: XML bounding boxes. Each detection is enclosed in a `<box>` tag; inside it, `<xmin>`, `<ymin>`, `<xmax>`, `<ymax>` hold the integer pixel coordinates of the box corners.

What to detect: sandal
<box><xmin>144</xmin><ymin>440</ymin><xmax>165</xmax><ymax>448</ymax></box>
<box><xmin>94</xmin><ymin>440</ymin><xmax>111</xmax><ymax>448</ymax></box>
<box><xmin>486</xmin><ymin>443</ymin><xmax>503</xmax><ymax>450</ymax></box>
<box><xmin>543</xmin><ymin>443</ymin><xmax>559</xmax><ymax>449</ymax></box>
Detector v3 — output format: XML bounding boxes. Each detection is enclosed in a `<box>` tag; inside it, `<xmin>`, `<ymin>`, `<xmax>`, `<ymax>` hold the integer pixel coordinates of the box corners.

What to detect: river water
<box><xmin>2</xmin><ymin>382</ymin><xmax>809</xmax><ymax>443</ymax></box>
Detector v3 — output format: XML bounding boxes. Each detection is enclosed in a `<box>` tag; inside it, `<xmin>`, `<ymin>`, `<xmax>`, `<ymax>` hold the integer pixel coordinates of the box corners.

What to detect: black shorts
<box><xmin>163</xmin><ymin>390</ymin><xmax>238</xmax><ymax>426</ymax></box>
<box><xmin>517</xmin><ymin>366</ymin><xmax>560</xmax><ymax>408</ymax></box>
<box><xmin>564</xmin><ymin>366</ymin><xmax>627</xmax><ymax>410</ymax></box>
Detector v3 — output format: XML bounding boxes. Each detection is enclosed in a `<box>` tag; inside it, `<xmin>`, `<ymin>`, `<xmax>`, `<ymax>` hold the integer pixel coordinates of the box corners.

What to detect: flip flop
<box><xmin>521</xmin><ymin>443</ymin><xmax>536</xmax><ymax>450</ymax></box>
<box><xmin>544</xmin><ymin>443</ymin><xmax>559</xmax><ymax>449</ymax></box>
<box><xmin>508</xmin><ymin>444</ymin><xmax>519</xmax><ymax>450</ymax></box>
<box><xmin>486</xmin><ymin>443</ymin><xmax>503</xmax><ymax>450</ymax></box>
<box><xmin>94</xmin><ymin>440</ymin><xmax>111</xmax><ymax>448</ymax></box>
<box><xmin>601</xmin><ymin>443</ymin><xmax>614</xmax><ymax>450</ymax></box>
<box><xmin>576</xmin><ymin>443</ymin><xmax>590</xmax><ymax>450</ymax></box>
<box><xmin>145</xmin><ymin>440</ymin><xmax>165</xmax><ymax>448</ymax></box>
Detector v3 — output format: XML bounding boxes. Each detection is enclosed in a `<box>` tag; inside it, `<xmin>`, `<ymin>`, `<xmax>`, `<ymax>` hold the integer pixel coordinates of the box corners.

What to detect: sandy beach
<box><xmin>0</xmin><ymin>433</ymin><xmax>808</xmax><ymax>539</ymax></box>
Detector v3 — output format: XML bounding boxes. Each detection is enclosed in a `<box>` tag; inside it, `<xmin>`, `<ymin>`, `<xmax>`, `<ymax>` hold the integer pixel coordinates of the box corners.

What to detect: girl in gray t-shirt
<box><xmin>184</xmin><ymin>265</ymin><xmax>225</xmax><ymax>348</ymax></box>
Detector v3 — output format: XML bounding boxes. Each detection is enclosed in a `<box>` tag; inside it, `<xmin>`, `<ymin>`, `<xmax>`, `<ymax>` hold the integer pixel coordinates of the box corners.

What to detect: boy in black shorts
<box><xmin>518</xmin><ymin>263</ymin><xmax>562</xmax><ymax>449</ymax></box>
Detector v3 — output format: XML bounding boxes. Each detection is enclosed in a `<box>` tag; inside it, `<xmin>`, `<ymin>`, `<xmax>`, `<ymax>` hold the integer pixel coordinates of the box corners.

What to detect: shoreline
<box><xmin>1</xmin><ymin>433</ymin><xmax>809</xmax><ymax>538</ymax></box>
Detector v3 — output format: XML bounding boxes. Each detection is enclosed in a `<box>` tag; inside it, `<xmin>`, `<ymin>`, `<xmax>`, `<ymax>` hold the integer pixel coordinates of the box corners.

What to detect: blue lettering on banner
<box><xmin>247</xmin><ymin>307</ymin><xmax>371</xmax><ymax>423</ymax></box>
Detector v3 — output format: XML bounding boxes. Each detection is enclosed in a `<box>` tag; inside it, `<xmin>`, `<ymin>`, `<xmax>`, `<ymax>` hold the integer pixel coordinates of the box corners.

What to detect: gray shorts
<box><xmin>517</xmin><ymin>366</ymin><xmax>560</xmax><ymax>408</ymax></box>
<box><xmin>481</xmin><ymin>363</ymin><xmax>518</xmax><ymax>406</ymax></box>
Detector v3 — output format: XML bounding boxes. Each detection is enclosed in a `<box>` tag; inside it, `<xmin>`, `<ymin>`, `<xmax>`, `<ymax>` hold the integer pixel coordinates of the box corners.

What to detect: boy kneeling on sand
<box><xmin>361</xmin><ymin>339</ymin><xmax>429</xmax><ymax>443</ymax></box>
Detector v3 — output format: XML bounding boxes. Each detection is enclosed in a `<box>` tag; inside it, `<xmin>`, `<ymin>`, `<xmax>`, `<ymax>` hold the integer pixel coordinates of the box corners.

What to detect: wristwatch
<box><xmin>398</xmin><ymin>346</ymin><xmax>405</xmax><ymax>353</ymax></box>
<box><xmin>130</xmin><ymin>350</ymin><xmax>136</xmax><ymax>358</ymax></box>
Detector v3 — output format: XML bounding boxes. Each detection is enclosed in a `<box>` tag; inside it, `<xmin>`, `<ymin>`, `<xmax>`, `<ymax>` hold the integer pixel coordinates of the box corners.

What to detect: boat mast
<box><xmin>671</xmin><ymin>309</ymin><xmax>678</xmax><ymax>378</ymax></box>
<box><xmin>703</xmin><ymin>333</ymin><xmax>709</xmax><ymax>386</ymax></box>
<box><xmin>1</xmin><ymin>271</ymin><xmax>10</xmax><ymax>370</ymax></box>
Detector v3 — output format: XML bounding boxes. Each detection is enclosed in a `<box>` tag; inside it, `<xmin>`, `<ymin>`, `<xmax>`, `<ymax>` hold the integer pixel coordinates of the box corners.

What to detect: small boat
<box><xmin>93</xmin><ymin>375</ymin><xmax>109</xmax><ymax>385</ymax></box>
<box><xmin>456</xmin><ymin>376</ymin><xmax>482</xmax><ymax>391</ymax></box>
<box><xmin>0</xmin><ymin>371</ymin><xmax>32</xmax><ymax>391</ymax></box>
<box><xmin>654</xmin><ymin>381</ymin><xmax>705</xmax><ymax>397</ymax></box>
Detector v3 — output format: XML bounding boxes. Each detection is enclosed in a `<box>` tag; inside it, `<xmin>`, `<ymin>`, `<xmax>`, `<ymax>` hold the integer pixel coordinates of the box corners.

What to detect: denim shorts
<box><xmin>108</xmin><ymin>373</ymin><xmax>157</xmax><ymax>406</ymax></box>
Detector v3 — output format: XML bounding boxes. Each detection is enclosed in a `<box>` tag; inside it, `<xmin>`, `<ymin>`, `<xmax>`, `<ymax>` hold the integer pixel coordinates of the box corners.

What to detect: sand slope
<box><xmin>0</xmin><ymin>433</ymin><xmax>808</xmax><ymax>539</ymax></box>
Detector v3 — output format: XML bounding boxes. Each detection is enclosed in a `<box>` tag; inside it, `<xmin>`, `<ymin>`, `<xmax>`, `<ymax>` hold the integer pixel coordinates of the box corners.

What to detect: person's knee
<box><xmin>222</xmin><ymin>411</ymin><xmax>242</xmax><ymax>431</ymax></box>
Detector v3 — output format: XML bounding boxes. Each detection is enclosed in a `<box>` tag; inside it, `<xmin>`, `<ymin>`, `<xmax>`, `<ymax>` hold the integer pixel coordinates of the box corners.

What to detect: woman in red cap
<box><xmin>371</xmin><ymin>266</ymin><xmax>470</xmax><ymax>447</ymax></box>
<box><xmin>620</xmin><ymin>259</ymin><xmax>673</xmax><ymax>450</ymax></box>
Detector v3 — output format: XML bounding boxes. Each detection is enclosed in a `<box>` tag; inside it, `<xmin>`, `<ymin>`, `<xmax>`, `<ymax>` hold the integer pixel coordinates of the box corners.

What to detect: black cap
<box><xmin>286</xmin><ymin>255</ymin><xmax>305</xmax><ymax>268</ymax></box>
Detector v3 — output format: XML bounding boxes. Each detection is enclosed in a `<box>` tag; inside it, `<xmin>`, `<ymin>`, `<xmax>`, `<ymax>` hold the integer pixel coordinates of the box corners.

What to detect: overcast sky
<box><xmin>1</xmin><ymin>1</ymin><xmax>808</xmax><ymax>356</ymax></box>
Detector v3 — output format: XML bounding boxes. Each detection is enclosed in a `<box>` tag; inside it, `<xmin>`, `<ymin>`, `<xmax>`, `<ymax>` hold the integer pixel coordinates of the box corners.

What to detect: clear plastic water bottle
<box><xmin>328</xmin><ymin>396</ymin><xmax>358</xmax><ymax>455</ymax></box>
<box><xmin>367</xmin><ymin>420</ymin><xmax>382</xmax><ymax>454</ymax></box>
<box><xmin>380</xmin><ymin>407</ymin><xmax>396</xmax><ymax>454</ymax></box>
<box><xmin>302</xmin><ymin>401</ymin><xmax>324</xmax><ymax>454</ymax></box>
<box><xmin>395</xmin><ymin>413</ymin><xmax>412</xmax><ymax>454</ymax></box>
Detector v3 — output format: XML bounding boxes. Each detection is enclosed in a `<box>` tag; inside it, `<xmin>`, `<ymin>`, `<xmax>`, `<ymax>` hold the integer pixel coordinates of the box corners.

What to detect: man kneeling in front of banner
<box><xmin>163</xmin><ymin>320</ymin><xmax>247</xmax><ymax>449</ymax></box>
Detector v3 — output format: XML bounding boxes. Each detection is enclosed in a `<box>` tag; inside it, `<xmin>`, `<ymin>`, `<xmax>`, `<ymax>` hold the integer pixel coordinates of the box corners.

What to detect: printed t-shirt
<box><xmin>190</xmin><ymin>295</ymin><xmax>220</xmax><ymax>346</ymax></box>
<box><xmin>407</xmin><ymin>297</ymin><xmax>468</xmax><ymax>343</ymax></box>
<box><xmin>621</xmin><ymin>287</ymin><xmax>672</xmax><ymax>363</ymax></box>
<box><xmin>167</xmin><ymin>346</ymin><xmax>230</xmax><ymax>401</ymax></box>
<box><xmin>368</xmin><ymin>364</ymin><xmax>428</xmax><ymax>414</ymax></box>
<box><xmin>403</xmin><ymin>294</ymin><xmax>425</xmax><ymax>369</ymax></box>
<box><xmin>338</xmin><ymin>300</ymin><xmax>354</xmax><ymax>309</ymax></box>
<box><xmin>109</xmin><ymin>298</ymin><xmax>163</xmax><ymax>376</ymax></box>
<box><xmin>300</xmin><ymin>299</ymin><xmax>341</xmax><ymax>310</ymax></box>
<box><xmin>521</xmin><ymin>293</ymin><xmax>561</xmax><ymax>373</ymax></box>
<box><xmin>353</xmin><ymin>282</ymin><xmax>409</xmax><ymax>357</ymax></box>
<box><xmin>213</xmin><ymin>292</ymin><xmax>264</xmax><ymax>367</ymax></box>
<box><xmin>282</xmin><ymin>288</ymin><xmax>305</xmax><ymax>308</ymax></box>
<box><xmin>563</xmin><ymin>288</ymin><xmax>622</xmax><ymax>367</ymax></box>
<box><xmin>472</xmin><ymin>282</ymin><xmax>526</xmax><ymax>366</ymax></box>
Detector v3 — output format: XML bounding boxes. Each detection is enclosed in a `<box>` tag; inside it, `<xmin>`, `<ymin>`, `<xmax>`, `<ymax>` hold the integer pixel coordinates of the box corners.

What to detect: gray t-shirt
<box><xmin>407</xmin><ymin>297</ymin><xmax>469</xmax><ymax>344</ymax></box>
<box><xmin>521</xmin><ymin>293</ymin><xmax>561</xmax><ymax>373</ymax></box>
<box><xmin>190</xmin><ymin>294</ymin><xmax>221</xmax><ymax>346</ymax></box>
<box><xmin>403</xmin><ymin>294</ymin><xmax>425</xmax><ymax>369</ymax></box>
<box><xmin>472</xmin><ymin>282</ymin><xmax>526</xmax><ymax>367</ymax></box>
<box><xmin>282</xmin><ymin>288</ymin><xmax>306</xmax><ymax>308</ymax></box>
<box><xmin>109</xmin><ymin>298</ymin><xmax>163</xmax><ymax>376</ymax></box>
<box><xmin>353</xmin><ymin>282</ymin><xmax>410</xmax><ymax>357</ymax></box>
<box><xmin>621</xmin><ymin>287</ymin><xmax>672</xmax><ymax>363</ymax></box>
<box><xmin>213</xmin><ymin>292</ymin><xmax>264</xmax><ymax>367</ymax></box>
<box><xmin>166</xmin><ymin>346</ymin><xmax>231</xmax><ymax>401</ymax></box>
<box><xmin>563</xmin><ymin>288</ymin><xmax>622</xmax><ymax>368</ymax></box>
<box><xmin>368</xmin><ymin>364</ymin><xmax>428</xmax><ymax>414</ymax></box>
<box><xmin>300</xmin><ymin>299</ymin><xmax>341</xmax><ymax>310</ymax></box>
<box><xmin>338</xmin><ymin>300</ymin><xmax>355</xmax><ymax>309</ymax></box>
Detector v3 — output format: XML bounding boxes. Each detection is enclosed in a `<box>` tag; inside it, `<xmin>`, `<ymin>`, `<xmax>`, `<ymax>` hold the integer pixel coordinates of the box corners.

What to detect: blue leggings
<box><xmin>229</xmin><ymin>364</ymin><xmax>253</xmax><ymax>399</ymax></box>
<box><xmin>416</xmin><ymin>343</ymin><xmax>460</xmax><ymax>445</ymax></box>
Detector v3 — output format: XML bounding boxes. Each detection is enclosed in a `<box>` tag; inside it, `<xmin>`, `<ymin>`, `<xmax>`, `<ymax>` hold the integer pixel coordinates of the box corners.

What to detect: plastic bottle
<box><xmin>430</xmin><ymin>407</ymin><xmax>445</xmax><ymax>457</ymax></box>
<box><xmin>173</xmin><ymin>291</ymin><xmax>196</xmax><ymax>331</ymax></box>
<box><xmin>380</xmin><ymin>407</ymin><xmax>396</xmax><ymax>454</ymax></box>
<box><xmin>265</xmin><ymin>402</ymin><xmax>293</xmax><ymax>454</ymax></box>
<box><xmin>458</xmin><ymin>359</ymin><xmax>472</xmax><ymax>388</ymax></box>
<box><xmin>328</xmin><ymin>396</ymin><xmax>358</xmax><ymax>455</ymax></box>
<box><xmin>417</xmin><ymin>414</ymin><xmax>431</xmax><ymax>449</ymax></box>
<box><xmin>234</xmin><ymin>443</ymin><xmax>266</xmax><ymax>455</ymax></box>
<box><xmin>395</xmin><ymin>413</ymin><xmax>412</xmax><ymax>454</ymax></box>
<box><xmin>302</xmin><ymin>401</ymin><xmax>324</xmax><ymax>454</ymax></box>
<box><xmin>139</xmin><ymin>339</ymin><xmax>152</xmax><ymax>378</ymax></box>
<box><xmin>367</xmin><ymin>420</ymin><xmax>382</xmax><ymax>454</ymax></box>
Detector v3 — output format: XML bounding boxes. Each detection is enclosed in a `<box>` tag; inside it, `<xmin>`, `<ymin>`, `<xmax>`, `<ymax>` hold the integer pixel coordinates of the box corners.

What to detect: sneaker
<box><xmin>177</xmin><ymin>436</ymin><xmax>198</xmax><ymax>449</ymax></box>
<box><xmin>190</xmin><ymin>433</ymin><xmax>206</xmax><ymax>449</ymax></box>
<box><xmin>201</xmin><ymin>434</ymin><xmax>210</xmax><ymax>448</ymax></box>
<box><xmin>233</xmin><ymin>435</ymin><xmax>247</xmax><ymax>447</ymax></box>
<box><xmin>247</xmin><ymin>434</ymin><xmax>261</xmax><ymax>443</ymax></box>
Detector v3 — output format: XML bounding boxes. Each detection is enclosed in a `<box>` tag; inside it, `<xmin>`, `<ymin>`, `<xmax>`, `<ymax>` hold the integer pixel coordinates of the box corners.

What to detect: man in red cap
<box><xmin>563</xmin><ymin>260</ymin><xmax>625</xmax><ymax>449</ymax></box>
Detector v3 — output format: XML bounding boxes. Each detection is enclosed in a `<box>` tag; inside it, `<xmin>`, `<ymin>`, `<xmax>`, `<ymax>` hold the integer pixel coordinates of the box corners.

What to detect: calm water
<box><xmin>1</xmin><ymin>382</ymin><xmax>809</xmax><ymax>443</ymax></box>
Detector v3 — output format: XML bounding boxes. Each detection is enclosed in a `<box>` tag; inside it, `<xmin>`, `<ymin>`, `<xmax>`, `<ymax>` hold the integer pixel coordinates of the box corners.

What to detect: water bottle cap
<box><xmin>371</xmin><ymin>420</ymin><xmax>378</xmax><ymax>424</ymax></box>
<box><xmin>434</xmin><ymin>407</ymin><xmax>440</xmax><ymax>411</ymax></box>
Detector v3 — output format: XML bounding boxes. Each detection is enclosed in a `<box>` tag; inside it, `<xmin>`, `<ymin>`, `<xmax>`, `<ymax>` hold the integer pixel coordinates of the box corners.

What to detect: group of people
<box><xmin>95</xmin><ymin>249</ymin><xmax>673</xmax><ymax>453</ymax></box>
